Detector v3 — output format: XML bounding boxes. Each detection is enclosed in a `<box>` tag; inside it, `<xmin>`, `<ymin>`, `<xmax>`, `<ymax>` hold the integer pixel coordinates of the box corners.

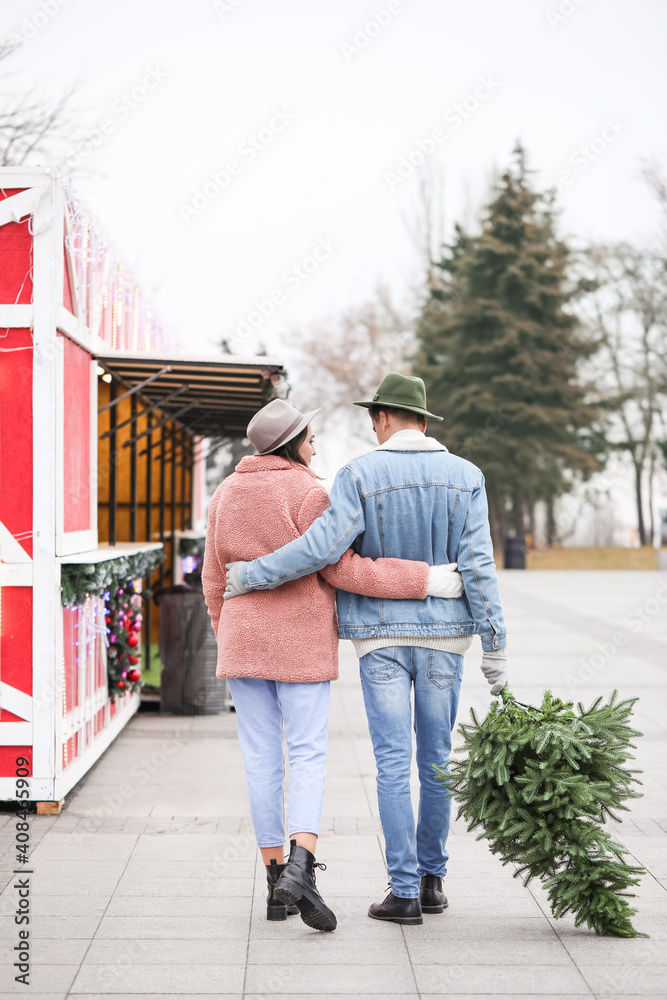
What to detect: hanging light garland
<box><xmin>62</xmin><ymin>182</ymin><xmax>182</xmax><ymax>355</ymax></box>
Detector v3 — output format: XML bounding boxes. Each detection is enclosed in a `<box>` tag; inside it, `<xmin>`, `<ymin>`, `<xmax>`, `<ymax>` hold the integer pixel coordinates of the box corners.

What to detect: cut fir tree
<box><xmin>436</xmin><ymin>688</ymin><xmax>647</xmax><ymax>937</ymax></box>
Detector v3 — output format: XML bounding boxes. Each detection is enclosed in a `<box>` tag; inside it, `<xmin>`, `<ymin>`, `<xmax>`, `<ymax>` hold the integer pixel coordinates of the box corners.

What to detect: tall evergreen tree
<box><xmin>415</xmin><ymin>141</ymin><xmax>603</xmax><ymax>546</ymax></box>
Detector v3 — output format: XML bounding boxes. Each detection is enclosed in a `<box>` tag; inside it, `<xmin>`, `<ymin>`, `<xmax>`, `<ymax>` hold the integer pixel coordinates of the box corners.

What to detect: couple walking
<box><xmin>202</xmin><ymin>372</ymin><xmax>508</xmax><ymax>932</ymax></box>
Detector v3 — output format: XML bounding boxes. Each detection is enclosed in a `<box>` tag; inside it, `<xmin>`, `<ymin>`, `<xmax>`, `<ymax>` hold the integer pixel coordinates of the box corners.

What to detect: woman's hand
<box><xmin>224</xmin><ymin>561</ymin><xmax>247</xmax><ymax>600</ymax></box>
<box><xmin>426</xmin><ymin>563</ymin><xmax>464</xmax><ymax>599</ymax></box>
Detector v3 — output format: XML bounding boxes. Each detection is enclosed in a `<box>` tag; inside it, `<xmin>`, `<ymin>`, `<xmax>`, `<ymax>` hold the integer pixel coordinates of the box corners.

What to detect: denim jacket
<box><xmin>240</xmin><ymin>430</ymin><xmax>507</xmax><ymax>651</ymax></box>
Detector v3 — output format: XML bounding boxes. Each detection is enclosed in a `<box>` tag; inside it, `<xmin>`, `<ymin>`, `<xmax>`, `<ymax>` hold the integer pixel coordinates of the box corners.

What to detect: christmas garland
<box><xmin>61</xmin><ymin>548</ymin><xmax>165</xmax><ymax>698</ymax></box>
<box><xmin>60</xmin><ymin>548</ymin><xmax>165</xmax><ymax>607</ymax></box>
<box><xmin>105</xmin><ymin>583</ymin><xmax>144</xmax><ymax>698</ymax></box>
<box><xmin>438</xmin><ymin>688</ymin><xmax>647</xmax><ymax>937</ymax></box>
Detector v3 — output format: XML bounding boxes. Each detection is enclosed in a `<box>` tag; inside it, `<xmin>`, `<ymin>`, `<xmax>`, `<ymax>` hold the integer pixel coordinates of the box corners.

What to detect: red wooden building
<box><xmin>0</xmin><ymin>167</ymin><xmax>283</xmax><ymax>807</ymax></box>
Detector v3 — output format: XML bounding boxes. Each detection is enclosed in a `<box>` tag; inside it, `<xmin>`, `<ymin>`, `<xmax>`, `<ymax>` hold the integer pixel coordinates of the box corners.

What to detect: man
<box><xmin>224</xmin><ymin>372</ymin><xmax>508</xmax><ymax>925</ymax></box>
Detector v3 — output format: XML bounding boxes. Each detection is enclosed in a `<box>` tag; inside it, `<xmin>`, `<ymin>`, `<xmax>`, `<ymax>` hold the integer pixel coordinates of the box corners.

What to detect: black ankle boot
<box><xmin>273</xmin><ymin>839</ymin><xmax>337</xmax><ymax>932</ymax></box>
<box><xmin>368</xmin><ymin>890</ymin><xmax>423</xmax><ymax>924</ymax></box>
<box><xmin>265</xmin><ymin>858</ymin><xmax>299</xmax><ymax>921</ymax></box>
<box><xmin>419</xmin><ymin>874</ymin><xmax>448</xmax><ymax>913</ymax></box>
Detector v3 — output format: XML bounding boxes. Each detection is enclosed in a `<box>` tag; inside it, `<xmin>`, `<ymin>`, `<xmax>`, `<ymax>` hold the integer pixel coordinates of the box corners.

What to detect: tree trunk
<box><xmin>487</xmin><ymin>487</ymin><xmax>505</xmax><ymax>552</ymax></box>
<box><xmin>527</xmin><ymin>498</ymin><xmax>536</xmax><ymax>547</ymax></box>
<box><xmin>511</xmin><ymin>492</ymin><xmax>524</xmax><ymax>536</ymax></box>
<box><xmin>648</xmin><ymin>449</ymin><xmax>656</xmax><ymax>547</ymax></box>
<box><xmin>633</xmin><ymin>460</ymin><xmax>647</xmax><ymax>546</ymax></box>
<box><xmin>546</xmin><ymin>497</ymin><xmax>556</xmax><ymax>547</ymax></box>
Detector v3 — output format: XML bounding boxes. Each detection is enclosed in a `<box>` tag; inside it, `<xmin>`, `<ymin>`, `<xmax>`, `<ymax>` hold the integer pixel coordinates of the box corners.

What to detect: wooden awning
<box><xmin>94</xmin><ymin>350</ymin><xmax>284</xmax><ymax>437</ymax></box>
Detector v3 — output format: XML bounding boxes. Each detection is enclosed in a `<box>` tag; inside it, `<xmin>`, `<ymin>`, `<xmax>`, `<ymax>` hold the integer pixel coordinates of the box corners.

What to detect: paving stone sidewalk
<box><xmin>1</xmin><ymin>570</ymin><xmax>666</xmax><ymax>999</ymax></box>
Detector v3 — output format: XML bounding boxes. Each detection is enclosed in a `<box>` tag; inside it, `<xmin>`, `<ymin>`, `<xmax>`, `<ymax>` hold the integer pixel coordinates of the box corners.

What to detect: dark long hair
<box><xmin>269</xmin><ymin>426</ymin><xmax>309</xmax><ymax>467</ymax></box>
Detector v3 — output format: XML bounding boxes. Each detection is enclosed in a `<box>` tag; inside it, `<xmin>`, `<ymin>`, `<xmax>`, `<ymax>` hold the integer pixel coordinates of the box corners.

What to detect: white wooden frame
<box><xmin>30</xmin><ymin>172</ymin><xmax>59</xmax><ymax>800</ymax></box>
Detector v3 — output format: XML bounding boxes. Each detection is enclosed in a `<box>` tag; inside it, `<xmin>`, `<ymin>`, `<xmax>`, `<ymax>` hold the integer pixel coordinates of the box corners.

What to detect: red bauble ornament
<box><xmin>128</xmin><ymin>655</ymin><xmax>139</xmax><ymax>664</ymax></box>
<box><xmin>105</xmin><ymin>615</ymin><xmax>111</xmax><ymax>624</ymax></box>
<box><xmin>127</xmin><ymin>668</ymin><xmax>141</xmax><ymax>682</ymax></box>
<box><xmin>117</xmin><ymin>680</ymin><xmax>124</xmax><ymax>688</ymax></box>
<box><xmin>127</xmin><ymin>633</ymin><xmax>139</xmax><ymax>648</ymax></box>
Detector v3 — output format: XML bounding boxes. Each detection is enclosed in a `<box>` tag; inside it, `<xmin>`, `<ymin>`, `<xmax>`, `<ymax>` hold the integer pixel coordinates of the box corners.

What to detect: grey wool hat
<box><xmin>246</xmin><ymin>398</ymin><xmax>321</xmax><ymax>456</ymax></box>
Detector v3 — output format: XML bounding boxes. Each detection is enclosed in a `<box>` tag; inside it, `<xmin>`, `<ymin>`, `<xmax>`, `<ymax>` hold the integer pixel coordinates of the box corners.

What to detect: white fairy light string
<box><xmin>63</xmin><ymin>182</ymin><xmax>181</xmax><ymax>354</ymax></box>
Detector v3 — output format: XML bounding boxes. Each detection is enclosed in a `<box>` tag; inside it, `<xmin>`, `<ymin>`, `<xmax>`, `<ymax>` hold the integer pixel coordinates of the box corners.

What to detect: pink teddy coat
<box><xmin>202</xmin><ymin>454</ymin><xmax>430</xmax><ymax>683</ymax></box>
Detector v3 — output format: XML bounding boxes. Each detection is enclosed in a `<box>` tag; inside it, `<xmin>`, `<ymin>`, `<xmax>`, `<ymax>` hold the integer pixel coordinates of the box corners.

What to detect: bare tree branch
<box><xmin>286</xmin><ymin>287</ymin><xmax>416</xmax><ymax>435</ymax></box>
<box><xmin>577</xmin><ymin>241</ymin><xmax>667</xmax><ymax>543</ymax></box>
<box><xmin>0</xmin><ymin>40</ymin><xmax>80</xmax><ymax>166</ymax></box>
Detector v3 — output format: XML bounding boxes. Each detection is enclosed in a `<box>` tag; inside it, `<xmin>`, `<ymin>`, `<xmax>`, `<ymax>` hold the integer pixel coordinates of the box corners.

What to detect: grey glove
<box><xmin>426</xmin><ymin>563</ymin><xmax>464</xmax><ymax>599</ymax></box>
<box><xmin>481</xmin><ymin>647</ymin><xmax>508</xmax><ymax>695</ymax></box>
<box><xmin>224</xmin><ymin>561</ymin><xmax>247</xmax><ymax>600</ymax></box>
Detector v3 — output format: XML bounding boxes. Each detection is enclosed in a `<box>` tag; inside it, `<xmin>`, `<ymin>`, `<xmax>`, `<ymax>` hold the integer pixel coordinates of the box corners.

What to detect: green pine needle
<box><xmin>436</xmin><ymin>687</ymin><xmax>648</xmax><ymax>937</ymax></box>
<box><xmin>60</xmin><ymin>548</ymin><xmax>165</xmax><ymax>607</ymax></box>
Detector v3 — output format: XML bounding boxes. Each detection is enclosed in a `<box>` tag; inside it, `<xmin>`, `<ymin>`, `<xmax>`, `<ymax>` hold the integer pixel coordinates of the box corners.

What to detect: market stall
<box><xmin>0</xmin><ymin>166</ymin><xmax>283</xmax><ymax>808</ymax></box>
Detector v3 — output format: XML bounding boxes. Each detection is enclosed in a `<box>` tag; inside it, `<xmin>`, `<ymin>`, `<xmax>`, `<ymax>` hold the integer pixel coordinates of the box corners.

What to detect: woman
<box><xmin>202</xmin><ymin>398</ymin><xmax>462</xmax><ymax>932</ymax></box>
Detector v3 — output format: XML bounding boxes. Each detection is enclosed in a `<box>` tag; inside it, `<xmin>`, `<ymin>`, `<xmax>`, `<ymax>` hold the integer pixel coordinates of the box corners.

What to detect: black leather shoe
<box><xmin>265</xmin><ymin>858</ymin><xmax>299</xmax><ymax>920</ymax></box>
<box><xmin>273</xmin><ymin>840</ymin><xmax>337</xmax><ymax>932</ymax></box>
<box><xmin>368</xmin><ymin>890</ymin><xmax>423</xmax><ymax>924</ymax></box>
<box><xmin>420</xmin><ymin>874</ymin><xmax>448</xmax><ymax>913</ymax></box>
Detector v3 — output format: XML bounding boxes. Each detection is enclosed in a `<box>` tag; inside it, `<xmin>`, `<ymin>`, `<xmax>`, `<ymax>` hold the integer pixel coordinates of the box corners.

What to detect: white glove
<box><xmin>426</xmin><ymin>563</ymin><xmax>464</xmax><ymax>599</ymax></box>
<box><xmin>224</xmin><ymin>561</ymin><xmax>248</xmax><ymax>600</ymax></box>
<box><xmin>481</xmin><ymin>647</ymin><xmax>508</xmax><ymax>695</ymax></box>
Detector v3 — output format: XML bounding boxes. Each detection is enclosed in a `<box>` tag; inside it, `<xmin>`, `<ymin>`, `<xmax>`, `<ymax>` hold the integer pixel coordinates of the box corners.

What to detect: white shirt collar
<box><xmin>386</xmin><ymin>429</ymin><xmax>426</xmax><ymax>442</ymax></box>
<box><xmin>374</xmin><ymin>428</ymin><xmax>448</xmax><ymax>452</ymax></box>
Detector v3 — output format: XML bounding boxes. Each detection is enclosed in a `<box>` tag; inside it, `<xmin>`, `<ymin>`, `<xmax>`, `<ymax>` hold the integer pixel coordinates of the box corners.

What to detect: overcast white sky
<box><xmin>3</xmin><ymin>0</ymin><xmax>666</xmax><ymax>394</ymax></box>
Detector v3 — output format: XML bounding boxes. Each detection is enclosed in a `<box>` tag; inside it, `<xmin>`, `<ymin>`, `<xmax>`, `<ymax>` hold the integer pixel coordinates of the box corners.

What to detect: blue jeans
<box><xmin>228</xmin><ymin>677</ymin><xmax>330</xmax><ymax>848</ymax></box>
<box><xmin>359</xmin><ymin>646</ymin><xmax>463</xmax><ymax>898</ymax></box>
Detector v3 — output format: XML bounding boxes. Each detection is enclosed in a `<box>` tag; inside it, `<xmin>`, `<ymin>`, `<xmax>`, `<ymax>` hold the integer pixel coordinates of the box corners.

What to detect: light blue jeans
<box><xmin>227</xmin><ymin>677</ymin><xmax>330</xmax><ymax>848</ymax></box>
<box><xmin>359</xmin><ymin>646</ymin><xmax>463</xmax><ymax>898</ymax></box>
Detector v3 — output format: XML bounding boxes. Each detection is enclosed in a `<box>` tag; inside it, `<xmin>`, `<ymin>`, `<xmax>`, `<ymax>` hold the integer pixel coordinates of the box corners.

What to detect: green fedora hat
<box><xmin>354</xmin><ymin>372</ymin><xmax>443</xmax><ymax>421</ymax></box>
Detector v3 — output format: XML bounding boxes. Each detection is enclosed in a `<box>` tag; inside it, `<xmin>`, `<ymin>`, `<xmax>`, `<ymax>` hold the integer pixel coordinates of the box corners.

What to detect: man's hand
<box><xmin>426</xmin><ymin>563</ymin><xmax>464</xmax><ymax>599</ymax></box>
<box><xmin>224</xmin><ymin>561</ymin><xmax>248</xmax><ymax>600</ymax></box>
<box><xmin>480</xmin><ymin>647</ymin><xmax>508</xmax><ymax>694</ymax></box>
